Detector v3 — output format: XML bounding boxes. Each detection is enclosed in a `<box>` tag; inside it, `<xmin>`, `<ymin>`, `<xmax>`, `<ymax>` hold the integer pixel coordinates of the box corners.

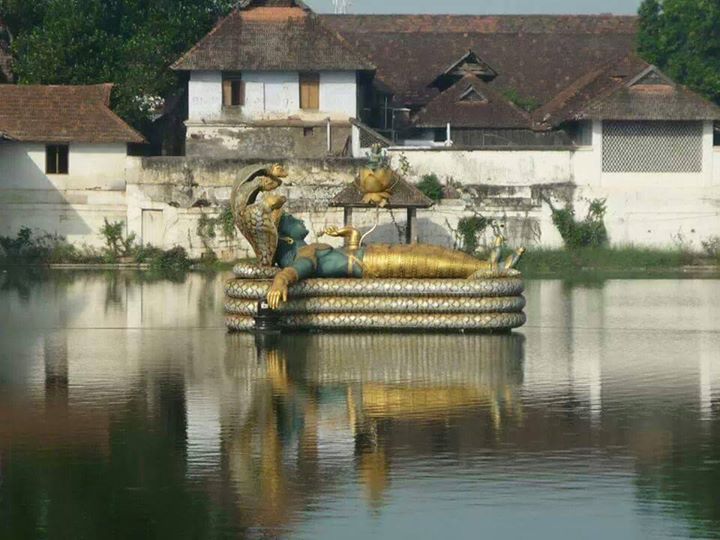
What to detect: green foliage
<box><xmin>100</xmin><ymin>219</ymin><xmax>137</xmax><ymax>258</ymax></box>
<box><xmin>0</xmin><ymin>228</ymin><xmax>105</xmax><ymax>263</ymax></box>
<box><xmin>397</xmin><ymin>153</ymin><xmax>411</xmax><ymax>176</ymax></box>
<box><xmin>148</xmin><ymin>246</ymin><xmax>191</xmax><ymax>274</ymax></box>
<box><xmin>1</xmin><ymin>0</ymin><xmax>235</xmax><ymax>132</ymax></box>
<box><xmin>518</xmin><ymin>246</ymin><xmax>701</xmax><ymax>277</ymax></box>
<box><xmin>0</xmin><ymin>224</ymin><xmax>192</xmax><ymax>274</ymax></box>
<box><xmin>549</xmin><ymin>198</ymin><xmax>609</xmax><ymax>250</ymax></box>
<box><xmin>456</xmin><ymin>215</ymin><xmax>489</xmax><ymax>255</ymax></box>
<box><xmin>501</xmin><ymin>89</ymin><xmax>541</xmax><ymax>112</ymax></box>
<box><xmin>638</xmin><ymin>0</ymin><xmax>720</xmax><ymax>105</ymax></box>
<box><xmin>701</xmin><ymin>236</ymin><xmax>720</xmax><ymax>261</ymax></box>
<box><xmin>416</xmin><ymin>173</ymin><xmax>444</xmax><ymax>202</ymax></box>
<box><xmin>196</xmin><ymin>206</ymin><xmax>235</xmax><ymax>255</ymax></box>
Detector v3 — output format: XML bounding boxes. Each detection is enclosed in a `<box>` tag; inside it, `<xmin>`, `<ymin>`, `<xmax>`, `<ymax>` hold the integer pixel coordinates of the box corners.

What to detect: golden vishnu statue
<box><xmin>230</xmin><ymin>165</ymin><xmax>525</xmax><ymax>310</ymax></box>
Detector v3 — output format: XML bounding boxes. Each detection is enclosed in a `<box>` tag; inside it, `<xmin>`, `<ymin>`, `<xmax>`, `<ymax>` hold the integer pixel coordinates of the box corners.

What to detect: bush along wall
<box><xmin>545</xmin><ymin>197</ymin><xmax>609</xmax><ymax>249</ymax></box>
<box><xmin>0</xmin><ymin>221</ymin><xmax>191</xmax><ymax>272</ymax></box>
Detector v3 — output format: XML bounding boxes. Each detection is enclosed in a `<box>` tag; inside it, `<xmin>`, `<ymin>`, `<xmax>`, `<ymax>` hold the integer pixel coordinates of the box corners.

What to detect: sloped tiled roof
<box><xmin>414</xmin><ymin>74</ymin><xmax>531</xmax><ymax>128</ymax></box>
<box><xmin>322</xmin><ymin>15</ymin><xmax>637</xmax><ymax>108</ymax></box>
<box><xmin>534</xmin><ymin>55</ymin><xmax>720</xmax><ymax>126</ymax></box>
<box><xmin>0</xmin><ymin>84</ymin><xmax>144</xmax><ymax>143</ymax></box>
<box><xmin>330</xmin><ymin>177</ymin><xmax>434</xmax><ymax>209</ymax></box>
<box><xmin>173</xmin><ymin>7</ymin><xmax>375</xmax><ymax>72</ymax></box>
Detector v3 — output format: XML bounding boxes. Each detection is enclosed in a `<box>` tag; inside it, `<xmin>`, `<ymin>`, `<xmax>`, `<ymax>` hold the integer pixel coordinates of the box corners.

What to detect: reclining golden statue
<box><xmin>229</xmin><ymin>164</ymin><xmax>525</xmax><ymax>312</ymax></box>
<box><xmin>265</xmin><ymin>213</ymin><xmax>524</xmax><ymax>309</ymax></box>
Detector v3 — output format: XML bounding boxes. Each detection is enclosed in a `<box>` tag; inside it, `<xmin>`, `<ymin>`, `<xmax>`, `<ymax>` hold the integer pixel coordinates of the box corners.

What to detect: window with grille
<box><xmin>602</xmin><ymin>121</ymin><xmax>702</xmax><ymax>173</ymax></box>
<box><xmin>46</xmin><ymin>144</ymin><xmax>69</xmax><ymax>174</ymax></box>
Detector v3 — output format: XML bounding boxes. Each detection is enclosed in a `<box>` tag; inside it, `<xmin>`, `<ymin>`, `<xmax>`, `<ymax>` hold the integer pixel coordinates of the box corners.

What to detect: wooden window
<box><xmin>223</xmin><ymin>75</ymin><xmax>244</xmax><ymax>107</ymax></box>
<box><xmin>46</xmin><ymin>144</ymin><xmax>69</xmax><ymax>174</ymax></box>
<box><xmin>299</xmin><ymin>72</ymin><xmax>320</xmax><ymax>110</ymax></box>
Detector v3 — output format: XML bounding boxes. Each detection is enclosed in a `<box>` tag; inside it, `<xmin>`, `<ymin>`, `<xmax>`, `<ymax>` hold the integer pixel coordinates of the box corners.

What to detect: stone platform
<box><xmin>225</xmin><ymin>265</ymin><xmax>526</xmax><ymax>333</ymax></box>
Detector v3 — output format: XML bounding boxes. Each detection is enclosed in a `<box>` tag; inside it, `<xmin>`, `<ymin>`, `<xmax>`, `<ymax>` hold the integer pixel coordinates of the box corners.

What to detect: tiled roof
<box><xmin>321</xmin><ymin>15</ymin><xmax>638</xmax><ymax>108</ymax></box>
<box><xmin>0</xmin><ymin>84</ymin><xmax>145</xmax><ymax>143</ymax></box>
<box><xmin>172</xmin><ymin>7</ymin><xmax>375</xmax><ymax>71</ymax></box>
<box><xmin>535</xmin><ymin>55</ymin><xmax>720</xmax><ymax>125</ymax></box>
<box><xmin>330</xmin><ymin>177</ymin><xmax>434</xmax><ymax>209</ymax></box>
<box><xmin>414</xmin><ymin>74</ymin><xmax>531</xmax><ymax>128</ymax></box>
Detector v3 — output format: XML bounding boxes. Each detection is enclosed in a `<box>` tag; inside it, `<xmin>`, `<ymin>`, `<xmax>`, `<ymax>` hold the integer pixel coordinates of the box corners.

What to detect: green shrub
<box><xmin>100</xmin><ymin>219</ymin><xmax>137</xmax><ymax>257</ymax></box>
<box><xmin>457</xmin><ymin>215</ymin><xmax>489</xmax><ymax>254</ymax></box>
<box><xmin>549</xmin><ymin>198</ymin><xmax>609</xmax><ymax>250</ymax></box>
<box><xmin>416</xmin><ymin>173</ymin><xmax>444</xmax><ymax>202</ymax></box>
<box><xmin>149</xmin><ymin>246</ymin><xmax>191</xmax><ymax>273</ymax></box>
<box><xmin>701</xmin><ymin>236</ymin><xmax>720</xmax><ymax>261</ymax></box>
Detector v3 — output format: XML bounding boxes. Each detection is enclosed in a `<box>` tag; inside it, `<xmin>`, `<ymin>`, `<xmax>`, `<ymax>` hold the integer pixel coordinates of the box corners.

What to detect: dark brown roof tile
<box><xmin>173</xmin><ymin>8</ymin><xmax>375</xmax><ymax>72</ymax></box>
<box><xmin>414</xmin><ymin>74</ymin><xmax>531</xmax><ymax>128</ymax></box>
<box><xmin>0</xmin><ymin>84</ymin><xmax>145</xmax><ymax>143</ymax></box>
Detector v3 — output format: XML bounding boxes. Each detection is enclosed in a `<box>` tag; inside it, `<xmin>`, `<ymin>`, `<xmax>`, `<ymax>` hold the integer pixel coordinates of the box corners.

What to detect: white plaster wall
<box><xmin>319</xmin><ymin>71</ymin><xmax>357</xmax><ymax>119</ymax></box>
<box><xmin>389</xmin><ymin>148</ymin><xmax>574</xmax><ymax>186</ymax></box>
<box><xmin>187</xmin><ymin>70</ymin><xmax>357</xmax><ymax>123</ymax></box>
<box><xmin>188</xmin><ymin>71</ymin><xmax>223</xmax><ymax>121</ymax></box>
<box><xmin>713</xmin><ymin>148</ymin><xmax>720</xmax><ymax>185</ymax></box>
<box><xmin>0</xmin><ymin>142</ymin><xmax>127</xmax><ymax>190</ymax></box>
<box><xmin>0</xmin><ymin>141</ymin><xmax>129</xmax><ymax>246</ymax></box>
<box><xmin>242</xmin><ymin>71</ymin><xmax>298</xmax><ymax>117</ymax></box>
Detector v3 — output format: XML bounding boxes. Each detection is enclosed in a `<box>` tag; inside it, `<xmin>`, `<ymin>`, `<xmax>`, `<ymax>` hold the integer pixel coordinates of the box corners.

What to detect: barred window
<box><xmin>602</xmin><ymin>121</ymin><xmax>702</xmax><ymax>173</ymax></box>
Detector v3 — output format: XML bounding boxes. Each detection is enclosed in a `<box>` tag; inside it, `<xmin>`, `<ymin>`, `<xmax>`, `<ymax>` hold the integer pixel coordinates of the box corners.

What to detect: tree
<box><xmin>0</xmin><ymin>0</ymin><xmax>235</xmax><ymax>132</ymax></box>
<box><xmin>638</xmin><ymin>0</ymin><xmax>720</xmax><ymax>105</ymax></box>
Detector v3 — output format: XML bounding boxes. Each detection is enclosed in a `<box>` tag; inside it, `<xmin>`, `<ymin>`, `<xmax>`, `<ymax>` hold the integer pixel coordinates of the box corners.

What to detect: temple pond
<box><xmin>0</xmin><ymin>270</ymin><xmax>718</xmax><ymax>539</ymax></box>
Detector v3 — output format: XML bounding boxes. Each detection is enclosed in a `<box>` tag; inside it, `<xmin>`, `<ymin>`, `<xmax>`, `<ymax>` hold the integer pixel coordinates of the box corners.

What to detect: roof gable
<box><xmin>414</xmin><ymin>74</ymin><xmax>531</xmax><ymax>129</ymax></box>
<box><xmin>458</xmin><ymin>85</ymin><xmax>488</xmax><ymax>103</ymax></box>
<box><xmin>322</xmin><ymin>15</ymin><xmax>638</xmax><ymax>108</ymax></box>
<box><xmin>173</xmin><ymin>7</ymin><xmax>374</xmax><ymax>72</ymax></box>
<box><xmin>536</xmin><ymin>55</ymin><xmax>720</xmax><ymax>124</ymax></box>
<box><xmin>435</xmin><ymin>50</ymin><xmax>497</xmax><ymax>84</ymax></box>
<box><xmin>0</xmin><ymin>84</ymin><xmax>144</xmax><ymax>144</ymax></box>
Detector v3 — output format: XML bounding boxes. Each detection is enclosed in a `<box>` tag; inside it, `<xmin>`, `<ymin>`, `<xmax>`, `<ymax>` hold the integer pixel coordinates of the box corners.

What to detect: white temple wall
<box><xmin>187</xmin><ymin>70</ymin><xmax>357</xmax><ymax>123</ymax></box>
<box><xmin>0</xmin><ymin>141</ymin><xmax>128</xmax><ymax>246</ymax></box>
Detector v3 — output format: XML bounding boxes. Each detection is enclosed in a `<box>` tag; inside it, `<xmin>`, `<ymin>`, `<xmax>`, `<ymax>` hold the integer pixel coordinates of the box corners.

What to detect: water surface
<box><xmin>0</xmin><ymin>270</ymin><xmax>718</xmax><ymax>539</ymax></box>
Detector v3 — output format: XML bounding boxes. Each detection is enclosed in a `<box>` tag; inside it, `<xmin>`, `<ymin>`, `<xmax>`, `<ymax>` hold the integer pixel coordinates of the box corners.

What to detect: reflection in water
<box><xmin>0</xmin><ymin>271</ymin><xmax>718</xmax><ymax>539</ymax></box>
<box><xmin>221</xmin><ymin>333</ymin><xmax>524</xmax><ymax>528</ymax></box>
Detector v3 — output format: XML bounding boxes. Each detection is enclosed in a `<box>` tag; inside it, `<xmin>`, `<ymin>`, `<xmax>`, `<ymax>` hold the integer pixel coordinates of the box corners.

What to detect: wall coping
<box><xmin>387</xmin><ymin>145</ymin><xmax>578</xmax><ymax>152</ymax></box>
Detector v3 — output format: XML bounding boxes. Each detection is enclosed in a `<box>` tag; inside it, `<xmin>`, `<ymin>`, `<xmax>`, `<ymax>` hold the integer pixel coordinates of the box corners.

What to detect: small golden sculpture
<box><xmin>357</xmin><ymin>144</ymin><xmax>395</xmax><ymax>207</ymax></box>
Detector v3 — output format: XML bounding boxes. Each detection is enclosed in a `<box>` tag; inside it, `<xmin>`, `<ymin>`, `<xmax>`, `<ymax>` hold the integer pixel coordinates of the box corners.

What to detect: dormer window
<box><xmin>222</xmin><ymin>73</ymin><xmax>244</xmax><ymax>107</ymax></box>
<box><xmin>458</xmin><ymin>86</ymin><xmax>487</xmax><ymax>103</ymax></box>
<box><xmin>432</xmin><ymin>51</ymin><xmax>497</xmax><ymax>92</ymax></box>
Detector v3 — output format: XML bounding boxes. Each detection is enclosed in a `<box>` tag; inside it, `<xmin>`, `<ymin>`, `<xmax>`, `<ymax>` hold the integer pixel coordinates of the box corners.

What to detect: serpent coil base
<box><xmin>224</xmin><ymin>274</ymin><xmax>526</xmax><ymax>333</ymax></box>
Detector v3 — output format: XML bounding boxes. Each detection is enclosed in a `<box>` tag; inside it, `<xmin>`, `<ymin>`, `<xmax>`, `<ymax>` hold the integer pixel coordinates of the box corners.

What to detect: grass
<box><xmin>516</xmin><ymin>247</ymin><xmax>717</xmax><ymax>278</ymax></box>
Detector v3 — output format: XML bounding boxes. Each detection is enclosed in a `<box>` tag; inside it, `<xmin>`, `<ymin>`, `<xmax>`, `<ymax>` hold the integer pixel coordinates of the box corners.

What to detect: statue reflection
<box><xmin>223</xmin><ymin>332</ymin><xmax>525</xmax><ymax>528</ymax></box>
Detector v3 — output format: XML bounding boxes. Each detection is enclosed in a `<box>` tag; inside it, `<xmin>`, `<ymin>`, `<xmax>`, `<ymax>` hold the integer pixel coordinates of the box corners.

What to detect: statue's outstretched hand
<box><xmin>266</xmin><ymin>268</ymin><xmax>298</xmax><ymax>310</ymax></box>
<box><xmin>323</xmin><ymin>225</ymin><xmax>341</xmax><ymax>237</ymax></box>
<box><xmin>267</xmin><ymin>282</ymin><xmax>288</xmax><ymax>310</ymax></box>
